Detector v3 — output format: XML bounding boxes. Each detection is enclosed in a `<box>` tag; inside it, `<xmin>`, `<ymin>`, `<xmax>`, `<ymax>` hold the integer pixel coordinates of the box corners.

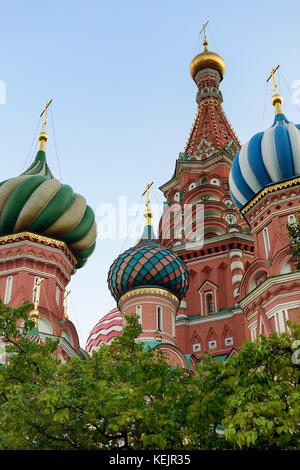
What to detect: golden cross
<box><xmin>64</xmin><ymin>290</ymin><xmax>71</xmax><ymax>319</ymax></box>
<box><xmin>33</xmin><ymin>278</ymin><xmax>43</xmax><ymax>311</ymax></box>
<box><xmin>142</xmin><ymin>181</ymin><xmax>154</xmax><ymax>212</ymax></box>
<box><xmin>40</xmin><ymin>98</ymin><xmax>53</xmax><ymax>133</ymax></box>
<box><xmin>266</xmin><ymin>65</ymin><xmax>280</xmax><ymax>94</ymax></box>
<box><xmin>199</xmin><ymin>20</ymin><xmax>209</xmax><ymax>43</ymax></box>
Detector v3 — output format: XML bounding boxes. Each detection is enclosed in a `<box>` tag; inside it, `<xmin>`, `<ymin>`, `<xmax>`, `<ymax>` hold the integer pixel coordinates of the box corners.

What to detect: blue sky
<box><xmin>0</xmin><ymin>0</ymin><xmax>299</xmax><ymax>345</ymax></box>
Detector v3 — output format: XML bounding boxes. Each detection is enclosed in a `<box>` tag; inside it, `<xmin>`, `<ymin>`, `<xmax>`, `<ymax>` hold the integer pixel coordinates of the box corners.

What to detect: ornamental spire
<box><xmin>140</xmin><ymin>181</ymin><xmax>155</xmax><ymax>241</ymax></box>
<box><xmin>38</xmin><ymin>99</ymin><xmax>52</xmax><ymax>151</ymax></box>
<box><xmin>142</xmin><ymin>181</ymin><xmax>154</xmax><ymax>226</ymax></box>
<box><xmin>184</xmin><ymin>28</ymin><xmax>240</xmax><ymax>159</ymax></box>
<box><xmin>184</xmin><ymin>49</ymin><xmax>239</xmax><ymax>159</ymax></box>
<box><xmin>266</xmin><ymin>65</ymin><xmax>283</xmax><ymax>115</ymax></box>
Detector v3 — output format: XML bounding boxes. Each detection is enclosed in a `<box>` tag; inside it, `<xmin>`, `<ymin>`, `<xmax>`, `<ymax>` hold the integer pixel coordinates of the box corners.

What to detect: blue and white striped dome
<box><xmin>229</xmin><ymin>113</ymin><xmax>300</xmax><ymax>210</ymax></box>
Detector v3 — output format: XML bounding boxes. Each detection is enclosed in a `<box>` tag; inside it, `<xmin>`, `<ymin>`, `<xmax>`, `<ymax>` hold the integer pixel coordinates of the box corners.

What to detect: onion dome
<box><xmin>0</xmin><ymin>105</ymin><xmax>97</xmax><ymax>268</ymax></box>
<box><xmin>86</xmin><ymin>307</ymin><xmax>123</xmax><ymax>353</ymax></box>
<box><xmin>190</xmin><ymin>39</ymin><xmax>225</xmax><ymax>80</ymax></box>
<box><xmin>229</xmin><ymin>91</ymin><xmax>300</xmax><ymax>211</ymax></box>
<box><xmin>107</xmin><ymin>191</ymin><xmax>189</xmax><ymax>302</ymax></box>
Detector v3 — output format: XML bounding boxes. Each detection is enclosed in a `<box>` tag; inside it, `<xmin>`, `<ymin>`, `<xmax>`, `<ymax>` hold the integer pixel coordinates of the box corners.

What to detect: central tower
<box><xmin>158</xmin><ymin>35</ymin><xmax>254</xmax><ymax>359</ymax></box>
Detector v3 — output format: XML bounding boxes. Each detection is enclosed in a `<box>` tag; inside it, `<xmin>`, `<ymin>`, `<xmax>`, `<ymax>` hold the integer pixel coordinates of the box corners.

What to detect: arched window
<box><xmin>248</xmin><ymin>271</ymin><xmax>267</xmax><ymax>292</ymax></box>
<box><xmin>263</xmin><ymin>227</ymin><xmax>270</xmax><ymax>257</ymax></box>
<box><xmin>56</xmin><ymin>286</ymin><xmax>60</xmax><ymax>305</ymax></box>
<box><xmin>205</xmin><ymin>292</ymin><xmax>214</xmax><ymax>315</ymax></box>
<box><xmin>224</xmin><ymin>199</ymin><xmax>232</xmax><ymax>209</ymax></box>
<box><xmin>177</xmin><ymin>227</ymin><xmax>184</xmax><ymax>239</ymax></box>
<box><xmin>201</xmin><ymin>177</ymin><xmax>208</xmax><ymax>185</ymax></box>
<box><xmin>61</xmin><ymin>329</ymin><xmax>74</xmax><ymax>347</ymax></box>
<box><xmin>210</xmin><ymin>178</ymin><xmax>220</xmax><ymax>186</ymax></box>
<box><xmin>136</xmin><ymin>305</ymin><xmax>142</xmax><ymax>325</ymax></box>
<box><xmin>288</xmin><ymin>214</ymin><xmax>296</xmax><ymax>225</ymax></box>
<box><xmin>38</xmin><ymin>316</ymin><xmax>53</xmax><ymax>335</ymax></box>
<box><xmin>250</xmin><ymin>324</ymin><xmax>257</xmax><ymax>341</ymax></box>
<box><xmin>280</xmin><ymin>259</ymin><xmax>293</xmax><ymax>274</ymax></box>
<box><xmin>157</xmin><ymin>306</ymin><xmax>162</xmax><ymax>331</ymax></box>
<box><xmin>275</xmin><ymin>310</ymin><xmax>288</xmax><ymax>334</ymax></box>
<box><xmin>4</xmin><ymin>276</ymin><xmax>13</xmax><ymax>304</ymax></box>
<box><xmin>199</xmin><ymin>282</ymin><xmax>218</xmax><ymax>316</ymax></box>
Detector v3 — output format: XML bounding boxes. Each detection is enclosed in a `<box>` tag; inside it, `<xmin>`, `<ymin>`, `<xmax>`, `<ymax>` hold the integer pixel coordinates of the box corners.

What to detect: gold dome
<box><xmin>190</xmin><ymin>42</ymin><xmax>225</xmax><ymax>80</ymax></box>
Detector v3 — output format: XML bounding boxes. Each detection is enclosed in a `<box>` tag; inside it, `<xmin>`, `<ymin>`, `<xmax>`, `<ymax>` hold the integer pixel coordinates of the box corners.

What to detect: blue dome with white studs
<box><xmin>229</xmin><ymin>113</ymin><xmax>300</xmax><ymax>210</ymax></box>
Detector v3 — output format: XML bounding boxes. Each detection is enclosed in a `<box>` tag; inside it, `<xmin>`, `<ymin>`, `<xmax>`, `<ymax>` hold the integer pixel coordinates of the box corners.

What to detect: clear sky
<box><xmin>0</xmin><ymin>0</ymin><xmax>299</xmax><ymax>346</ymax></box>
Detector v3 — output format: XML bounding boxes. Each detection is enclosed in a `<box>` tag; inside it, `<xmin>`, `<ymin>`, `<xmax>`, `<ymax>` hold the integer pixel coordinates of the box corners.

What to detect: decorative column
<box><xmin>229</xmin><ymin>248</ymin><xmax>244</xmax><ymax>299</ymax></box>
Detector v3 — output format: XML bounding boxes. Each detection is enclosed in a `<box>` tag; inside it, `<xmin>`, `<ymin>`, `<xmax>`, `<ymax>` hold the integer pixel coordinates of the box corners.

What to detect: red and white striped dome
<box><xmin>86</xmin><ymin>307</ymin><xmax>123</xmax><ymax>353</ymax></box>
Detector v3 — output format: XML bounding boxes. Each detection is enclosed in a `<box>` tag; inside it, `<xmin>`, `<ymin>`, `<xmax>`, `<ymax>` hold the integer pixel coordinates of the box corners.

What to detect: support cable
<box><xmin>41</xmin><ymin>281</ymin><xmax>55</xmax><ymax>336</ymax></box>
<box><xmin>207</xmin><ymin>24</ymin><xmax>220</xmax><ymax>53</ymax></box>
<box><xmin>279</xmin><ymin>69</ymin><xmax>300</xmax><ymax>115</ymax></box>
<box><xmin>70</xmin><ymin>296</ymin><xmax>85</xmax><ymax>348</ymax></box>
<box><xmin>21</xmin><ymin>117</ymin><xmax>41</xmax><ymax>172</ymax></box>
<box><xmin>50</xmin><ymin>106</ymin><xmax>63</xmax><ymax>180</ymax></box>
<box><xmin>261</xmin><ymin>82</ymin><xmax>268</xmax><ymax>130</ymax></box>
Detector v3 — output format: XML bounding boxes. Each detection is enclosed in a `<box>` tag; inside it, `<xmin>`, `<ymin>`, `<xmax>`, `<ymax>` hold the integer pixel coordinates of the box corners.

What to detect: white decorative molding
<box><xmin>231</xmin><ymin>261</ymin><xmax>243</xmax><ymax>272</ymax></box>
<box><xmin>140</xmin><ymin>337</ymin><xmax>175</xmax><ymax>346</ymax></box>
<box><xmin>265</xmin><ymin>299</ymin><xmax>300</xmax><ymax>319</ymax></box>
<box><xmin>247</xmin><ymin>310</ymin><xmax>258</xmax><ymax>321</ymax></box>
<box><xmin>239</xmin><ymin>272</ymin><xmax>300</xmax><ymax>308</ymax></box>
<box><xmin>233</xmin><ymin>287</ymin><xmax>239</xmax><ymax>298</ymax></box>
<box><xmin>0</xmin><ymin>267</ymin><xmax>66</xmax><ymax>290</ymax></box>
<box><xmin>0</xmin><ymin>252</ymin><xmax>71</xmax><ymax>282</ymax></box>
<box><xmin>229</xmin><ymin>249</ymin><xmax>243</xmax><ymax>259</ymax></box>
<box><xmin>248</xmin><ymin>194</ymin><xmax>300</xmax><ymax>233</ymax></box>
<box><xmin>176</xmin><ymin>308</ymin><xmax>243</xmax><ymax>326</ymax></box>
<box><xmin>232</xmin><ymin>274</ymin><xmax>243</xmax><ymax>285</ymax></box>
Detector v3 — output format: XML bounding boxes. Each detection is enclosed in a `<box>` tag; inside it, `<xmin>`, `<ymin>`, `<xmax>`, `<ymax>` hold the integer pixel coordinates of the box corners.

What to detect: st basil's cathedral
<box><xmin>1</xmin><ymin>33</ymin><xmax>300</xmax><ymax>368</ymax></box>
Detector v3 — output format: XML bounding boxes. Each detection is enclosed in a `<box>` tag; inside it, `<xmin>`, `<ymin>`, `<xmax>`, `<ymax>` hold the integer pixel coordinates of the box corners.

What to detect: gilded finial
<box><xmin>266</xmin><ymin>65</ymin><xmax>283</xmax><ymax>115</ymax></box>
<box><xmin>38</xmin><ymin>99</ymin><xmax>53</xmax><ymax>151</ymax></box>
<box><xmin>30</xmin><ymin>277</ymin><xmax>44</xmax><ymax>327</ymax></box>
<box><xmin>199</xmin><ymin>20</ymin><xmax>209</xmax><ymax>50</ymax></box>
<box><xmin>64</xmin><ymin>290</ymin><xmax>71</xmax><ymax>320</ymax></box>
<box><xmin>142</xmin><ymin>181</ymin><xmax>154</xmax><ymax>226</ymax></box>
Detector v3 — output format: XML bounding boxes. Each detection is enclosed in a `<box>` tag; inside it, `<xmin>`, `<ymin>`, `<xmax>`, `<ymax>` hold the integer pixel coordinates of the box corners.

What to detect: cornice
<box><xmin>239</xmin><ymin>272</ymin><xmax>300</xmax><ymax>308</ymax></box>
<box><xmin>118</xmin><ymin>287</ymin><xmax>180</xmax><ymax>308</ymax></box>
<box><xmin>173</xmin><ymin>231</ymin><xmax>254</xmax><ymax>255</ymax></box>
<box><xmin>0</xmin><ymin>231</ymin><xmax>77</xmax><ymax>267</ymax></box>
<box><xmin>265</xmin><ymin>298</ymin><xmax>300</xmax><ymax>318</ymax></box>
<box><xmin>241</xmin><ymin>178</ymin><xmax>300</xmax><ymax>215</ymax></box>
<box><xmin>0</xmin><ymin>266</ymin><xmax>67</xmax><ymax>290</ymax></box>
<box><xmin>249</xmin><ymin>198</ymin><xmax>300</xmax><ymax>234</ymax></box>
<box><xmin>176</xmin><ymin>308</ymin><xmax>243</xmax><ymax>326</ymax></box>
<box><xmin>159</xmin><ymin>151</ymin><xmax>234</xmax><ymax>193</ymax></box>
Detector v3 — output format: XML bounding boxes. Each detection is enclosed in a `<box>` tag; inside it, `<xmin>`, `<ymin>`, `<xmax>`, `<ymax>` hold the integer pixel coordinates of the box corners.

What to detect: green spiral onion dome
<box><xmin>0</xmin><ymin>147</ymin><xmax>97</xmax><ymax>269</ymax></box>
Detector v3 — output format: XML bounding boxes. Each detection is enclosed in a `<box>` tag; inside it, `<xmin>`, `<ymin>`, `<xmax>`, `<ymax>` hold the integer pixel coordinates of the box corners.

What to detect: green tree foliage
<box><xmin>222</xmin><ymin>322</ymin><xmax>300</xmax><ymax>449</ymax></box>
<box><xmin>0</xmin><ymin>304</ymin><xmax>199</xmax><ymax>450</ymax></box>
<box><xmin>288</xmin><ymin>217</ymin><xmax>300</xmax><ymax>270</ymax></box>
<box><xmin>0</xmin><ymin>300</ymin><xmax>299</xmax><ymax>450</ymax></box>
